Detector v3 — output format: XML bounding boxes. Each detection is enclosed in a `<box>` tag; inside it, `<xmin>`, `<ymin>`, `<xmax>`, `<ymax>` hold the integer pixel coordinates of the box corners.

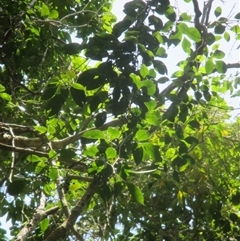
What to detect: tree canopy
<box><xmin>0</xmin><ymin>0</ymin><xmax>240</xmax><ymax>240</ymax></box>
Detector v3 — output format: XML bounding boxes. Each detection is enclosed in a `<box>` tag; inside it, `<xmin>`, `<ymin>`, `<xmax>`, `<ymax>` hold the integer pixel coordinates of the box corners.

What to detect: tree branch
<box><xmin>0</xmin><ymin>119</ymin><xmax>124</xmax><ymax>150</ymax></box>
<box><xmin>43</xmin><ymin>174</ymin><xmax>105</xmax><ymax>241</ymax></box>
<box><xmin>0</xmin><ymin>142</ymin><xmax>48</xmax><ymax>157</ymax></box>
<box><xmin>15</xmin><ymin>192</ymin><xmax>59</xmax><ymax>241</ymax></box>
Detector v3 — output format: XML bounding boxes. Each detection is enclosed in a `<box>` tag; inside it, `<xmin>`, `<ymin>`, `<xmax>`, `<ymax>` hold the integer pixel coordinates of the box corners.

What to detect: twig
<box><xmin>67</xmin><ymin>175</ymin><xmax>93</xmax><ymax>182</ymax></box>
<box><xmin>8</xmin><ymin>127</ymin><xmax>15</xmax><ymax>183</ymax></box>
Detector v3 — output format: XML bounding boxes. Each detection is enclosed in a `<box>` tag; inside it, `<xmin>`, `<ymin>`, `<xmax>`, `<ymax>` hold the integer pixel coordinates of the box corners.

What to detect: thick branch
<box><xmin>43</xmin><ymin>175</ymin><xmax>103</xmax><ymax>241</ymax></box>
<box><xmin>15</xmin><ymin>192</ymin><xmax>59</xmax><ymax>241</ymax></box>
<box><xmin>0</xmin><ymin>142</ymin><xmax>48</xmax><ymax>157</ymax></box>
<box><xmin>0</xmin><ymin>119</ymin><xmax>124</xmax><ymax>149</ymax></box>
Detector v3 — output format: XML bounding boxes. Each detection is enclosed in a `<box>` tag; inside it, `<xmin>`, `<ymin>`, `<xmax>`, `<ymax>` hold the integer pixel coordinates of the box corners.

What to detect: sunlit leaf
<box><xmin>214</xmin><ymin>6</ymin><xmax>222</xmax><ymax>17</ymax></box>
<box><xmin>127</xmin><ymin>183</ymin><xmax>144</xmax><ymax>205</ymax></box>
<box><xmin>181</xmin><ymin>37</ymin><xmax>191</xmax><ymax>54</ymax></box>
<box><xmin>140</xmin><ymin>64</ymin><xmax>149</xmax><ymax>78</ymax></box>
<box><xmin>105</xmin><ymin>147</ymin><xmax>117</xmax><ymax>159</ymax></box>
<box><xmin>205</xmin><ymin>59</ymin><xmax>214</xmax><ymax>74</ymax></box>
<box><xmin>41</xmin><ymin>3</ymin><xmax>50</xmax><ymax>17</ymax></box>
<box><xmin>82</xmin><ymin>130</ymin><xmax>105</xmax><ymax>139</ymax></box>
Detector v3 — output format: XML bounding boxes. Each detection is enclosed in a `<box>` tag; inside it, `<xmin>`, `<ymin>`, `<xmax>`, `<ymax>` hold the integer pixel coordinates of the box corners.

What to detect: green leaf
<box><xmin>223</xmin><ymin>32</ymin><xmax>230</xmax><ymax>42</ymax></box>
<box><xmin>70</xmin><ymin>87</ymin><xmax>86</xmax><ymax>108</ymax></box>
<box><xmin>215</xmin><ymin>61</ymin><xmax>227</xmax><ymax>73</ymax></box>
<box><xmin>142</xmin><ymin>80</ymin><xmax>156</xmax><ymax>96</ymax></box>
<box><xmin>205</xmin><ymin>33</ymin><xmax>215</xmax><ymax>45</ymax></box>
<box><xmin>63</xmin><ymin>43</ymin><xmax>82</xmax><ymax>55</ymax></box>
<box><xmin>41</xmin><ymin>85</ymin><xmax>57</xmax><ymax>100</ymax></box>
<box><xmin>234</xmin><ymin>12</ymin><xmax>240</xmax><ymax>19</ymax></box>
<box><xmin>184</xmin><ymin>136</ymin><xmax>199</xmax><ymax>145</ymax></box>
<box><xmin>0</xmin><ymin>84</ymin><xmax>5</xmax><ymax>92</ymax></box>
<box><xmin>181</xmin><ymin>37</ymin><xmax>191</xmax><ymax>54</ymax></box>
<box><xmin>113</xmin><ymin>19</ymin><xmax>134</xmax><ymax>37</ymax></box>
<box><xmin>136</xmin><ymin>130</ymin><xmax>150</xmax><ymax>142</ymax></box>
<box><xmin>41</xmin><ymin>3</ymin><xmax>50</xmax><ymax>17</ymax></box>
<box><xmin>72</xmin><ymin>83</ymin><xmax>85</xmax><ymax>90</ymax></box>
<box><xmin>82</xmin><ymin>130</ymin><xmax>105</xmax><ymax>139</ymax></box>
<box><xmin>205</xmin><ymin>59</ymin><xmax>214</xmax><ymax>74</ymax></box>
<box><xmin>157</xmin><ymin>77</ymin><xmax>169</xmax><ymax>84</ymax></box>
<box><xmin>231</xmin><ymin>25</ymin><xmax>240</xmax><ymax>34</ymax></box>
<box><xmin>140</xmin><ymin>64</ymin><xmax>149</xmax><ymax>78</ymax></box>
<box><xmin>212</xmin><ymin>50</ymin><xmax>225</xmax><ymax>59</ymax></box>
<box><xmin>180</xmin><ymin>13</ymin><xmax>191</xmax><ymax>21</ymax></box>
<box><xmin>156</xmin><ymin>47</ymin><xmax>167</xmax><ymax>57</ymax></box>
<box><xmin>203</xmin><ymin>90</ymin><xmax>211</xmax><ymax>101</ymax></box>
<box><xmin>172</xmin><ymin>156</ymin><xmax>186</xmax><ymax>168</ymax></box>
<box><xmin>188</xmin><ymin>120</ymin><xmax>200</xmax><ymax>129</ymax></box>
<box><xmin>133</xmin><ymin>147</ymin><xmax>143</xmax><ymax>165</ymax></box>
<box><xmin>214</xmin><ymin>24</ymin><xmax>225</xmax><ymax>34</ymax></box>
<box><xmin>130</xmin><ymin>73</ymin><xmax>142</xmax><ymax>89</ymax></box>
<box><xmin>148</xmin><ymin>15</ymin><xmax>163</xmax><ymax>31</ymax></box>
<box><xmin>105</xmin><ymin>147</ymin><xmax>117</xmax><ymax>159</ymax></box>
<box><xmin>107</xmin><ymin>127</ymin><xmax>121</xmax><ymax>140</ymax></box>
<box><xmin>162</xmin><ymin>104</ymin><xmax>178</xmax><ymax>122</ymax></box>
<box><xmin>165</xmin><ymin>6</ymin><xmax>176</xmax><ymax>22</ymax></box>
<box><xmin>177</xmin><ymin>23</ymin><xmax>188</xmax><ymax>34</ymax></box>
<box><xmin>144</xmin><ymin>100</ymin><xmax>157</xmax><ymax>111</ymax></box>
<box><xmin>214</xmin><ymin>7</ymin><xmax>222</xmax><ymax>17</ymax></box>
<box><xmin>145</xmin><ymin>111</ymin><xmax>161</xmax><ymax>126</ymax></box>
<box><xmin>0</xmin><ymin>93</ymin><xmax>12</xmax><ymax>101</ymax></box>
<box><xmin>84</xmin><ymin>146</ymin><xmax>99</xmax><ymax>157</ymax></box>
<box><xmin>27</xmin><ymin>154</ymin><xmax>41</xmax><ymax>162</ymax></box>
<box><xmin>47</xmin><ymin>125</ymin><xmax>55</xmax><ymax>135</ymax></box>
<box><xmin>48</xmin><ymin>168</ymin><xmax>58</xmax><ymax>180</ymax></box>
<box><xmin>46</xmin><ymin>94</ymin><xmax>65</xmax><ymax>116</ymax></box>
<box><xmin>35</xmin><ymin>161</ymin><xmax>46</xmax><ymax>174</ymax></box>
<box><xmin>127</xmin><ymin>183</ymin><xmax>144</xmax><ymax>205</ymax></box>
<box><xmin>95</xmin><ymin>112</ymin><xmax>107</xmax><ymax>127</ymax></box>
<box><xmin>40</xmin><ymin>218</ymin><xmax>50</xmax><ymax>232</ymax></box>
<box><xmin>59</xmin><ymin>149</ymin><xmax>76</xmax><ymax>161</ymax></box>
<box><xmin>194</xmin><ymin>91</ymin><xmax>202</xmax><ymax>101</ymax></box>
<box><xmin>49</xmin><ymin>10</ymin><xmax>59</xmax><ymax>19</ymax></box>
<box><xmin>7</xmin><ymin>180</ymin><xmax>26</xmax><ymax>196</ymax></box>
<box><xmin>141</xmin><ymin>143</ymin><xmax>161</xmax><ymax>161</ymax></box>
<box><xmin>153</xmin><ymin>60</ymin><xmax>168</xmax><ymax>75</ymax></box>
<box><xmin>177</xmin><ymin>190</ymin><xmax>184</xmax><ymax>207</ymax></box>
<box><xmin>186</xmin><ymin>27</ymin><xmax>201</xmax><ymax>42</ymax></box>
<box><xmin>34</xmin><ymin>126</ymin><xmax>47</xmax><ymax>134</ymax></box>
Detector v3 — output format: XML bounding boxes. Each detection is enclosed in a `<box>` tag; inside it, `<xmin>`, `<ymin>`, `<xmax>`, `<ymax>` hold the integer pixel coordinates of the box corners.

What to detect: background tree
<box><xmin>0</xmin><ymin>0</ymin><xmax>240</xmax><ymax>240</ymax></box>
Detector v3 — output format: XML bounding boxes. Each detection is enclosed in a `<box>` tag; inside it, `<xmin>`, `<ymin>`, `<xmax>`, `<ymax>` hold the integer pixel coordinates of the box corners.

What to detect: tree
<box><xmin>0</xmin><ymin>0</ymin><xmax>240</xmax><ymax>240</ymax></box>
